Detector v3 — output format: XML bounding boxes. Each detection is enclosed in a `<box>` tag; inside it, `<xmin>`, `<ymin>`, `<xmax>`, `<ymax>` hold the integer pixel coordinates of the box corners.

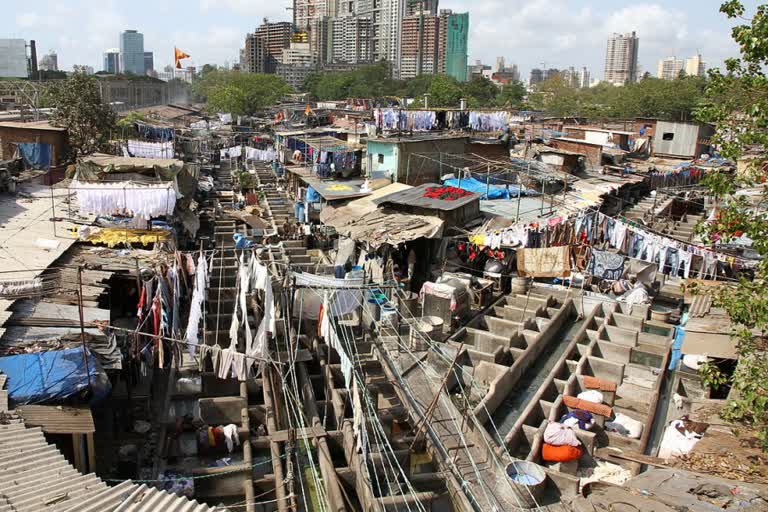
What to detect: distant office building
<box><xmin>493</xmin><ymin>56</ymin><xmax>505</xmax><ymax>73</ymax></box>
<box><xmin>331</xmin><ymin>15</ymin><xmax>372</xmax><ymax>65</ymax></box>
<box><xmin>604</xmin><ymin>31</ymin><xmax>639</xmax><ymax>85</ymax></box>
<box><xmin>245</xmin><ymin>21</ymin><xmax>293</xmax><ymax>74</ymax></box>
<box><xmin>529</xmin><ymin>68</ymin><xmax>560</xmax><ymax>87</ymax></box>
<box><xmin>561</xmin><ymin>67</ymin><xmax>579</xmax><ymax>88</ymax></box>
<box><xmin>309</xmin><ymin>16</ymin><xmax>332</xmax><ymax>66</ymax></box>
<box><xmin>579</xmin><ymin>67</ymin><xmax>590</xmax><ymax>88</ymax></box>
<box><xmin>73</xmin><ymin>64</ymin><xmax>95</xmax><ymax>75</ymax></box>
<box><xmin>39</xmin><ymin>51</ymin><xmax>58</xmax><ymax>72</ymax></box>
<box><xmin>400</xmin><ymin>9</ymin><xmax>468</xmax><ymax>81</ymax></box>
<box><xmin>350</xmin><ymin>0</ymin><xmax>407</xmax><ymax>77</ymax></box>
<box><xmin>104</xmin><ymin>49</ymin><xmax>121</xmax><ymax>74</ymax></box>
<box><xmin>467</xmin><ymin>60</ymin><xmax>491</xmax><ymax>80</ymax></box>
<box><xmin>400</xmin><ymin>12</ymin><xmax>440</xmax><ymax>79</ymax></box>
<box><xmin>276</xmin><ymin>62</ymin><xmax>317</xmax><ymax>90</ymax></box>
<box><xmin>0</xmin><ymin>39</ymin><xmax>30</xmax><ymax>78</ymax></box>
<box><xmin>406</xmin><ymin>0</ymin><xmax>439</xmax><ymax>15</ymax></box>
<box><xmin>120</xmin><ymin>30</ymin><xmax>145</xmax><ymax>75</ymax></box>
<box><xmin>143</xmin><ymin>52</ymin><xmax>154</xmax><ymax>74</ymax></box>
<box><xmin>439</xmin><ymin>10</ymin><xmax>468</xmax><ymax>81</ymax></box>
<box><xmin>657</xmin><ymin>56</ymin><xmax>684</xmax><ymax>80</ymax></box>
<box><xmin>156</xmin><ymin>65</ymin><xmax>195</xmax><ymax>83</ymax></box>
<box><xmin>293</xmin><ymin>0</ymin><xmax>338</xmax><ymax>30</ymax></box>
<box><xmin>685</xmin><ymin>53</ymin><xmax>706</xmax><ymax>77</ymax></box>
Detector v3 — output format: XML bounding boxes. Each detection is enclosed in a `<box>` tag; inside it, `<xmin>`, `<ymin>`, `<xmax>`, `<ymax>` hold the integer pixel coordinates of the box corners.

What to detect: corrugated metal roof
<box><xmin>16</xmin><ymin>405</ymin><xmax>95</xmax><ymax>434</ymax></box>
<box><xmin>0</xmin><ymin>377</ymin><xmax>224</xmax><ymax>512</ymax></box>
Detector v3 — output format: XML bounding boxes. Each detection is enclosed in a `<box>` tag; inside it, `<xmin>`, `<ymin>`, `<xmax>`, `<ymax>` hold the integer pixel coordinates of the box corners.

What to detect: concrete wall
<box><xmin>367</xmin><ymin>137</ymin><xmax>469</xmax><ymax>186</ymax></box>
<box><xmin>550</xmin><ymin>139</ymin><xmax>602</xmax><ymax>170</ymax></box>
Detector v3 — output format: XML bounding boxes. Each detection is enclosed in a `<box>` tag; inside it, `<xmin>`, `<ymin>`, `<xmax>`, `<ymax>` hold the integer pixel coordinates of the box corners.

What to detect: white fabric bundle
<box><xmin>72</xmin><ymin>180</ymin><xmax>177</xmax><ymax>219</ymax></box>
<box><xmin>577</xmin><ymin>390</ymin><xmax>604</xmax><ymax>404</ymax></box>
<box><xmin>606</xmin><ymin>413</ymin><xmax>644</xmax><ymax>439</ymax></box>
<box><xmin>543</xmin><ymin>422</ymin><xmax>581</xmax><ymax>447</ymax></box>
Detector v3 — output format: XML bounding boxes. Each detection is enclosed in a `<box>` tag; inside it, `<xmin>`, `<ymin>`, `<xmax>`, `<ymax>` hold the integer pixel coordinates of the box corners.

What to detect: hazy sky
<box><xmin>3</xmin><ymin>0</ymin><xmax>756</xmax><ymax>79</ymax></box>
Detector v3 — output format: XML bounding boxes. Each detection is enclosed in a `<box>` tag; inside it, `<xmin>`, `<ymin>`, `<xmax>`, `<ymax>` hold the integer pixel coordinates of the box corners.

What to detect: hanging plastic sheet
<box><xmin>17</xmin><ymin>143</ymin><xmax>52</xmax><ymax>170</ymax></box>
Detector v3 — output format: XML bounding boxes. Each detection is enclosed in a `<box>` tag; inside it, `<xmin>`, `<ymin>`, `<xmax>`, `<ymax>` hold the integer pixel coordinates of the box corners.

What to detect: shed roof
<box><xmin>16</xmin><ymin>405</ymin><xmax>95</xmax><ymax>434</ymax></box>
<box><xmin>320</xmin><ymin>183</ymin><xmax>412</xmax><ymax>227</ymax></box>
<box><xmin>373</xmin><ymin>183</ymin><xmax>480</xmax><ymax>211</ymax></box>
<box><xmin>565</xmin><ymin>126</ymin><xmax>635</xmax><ymax>136</ymax></box>
<box><xmin>0</xmin><ymin>121</ymin><xmax>67</xmax><ymax>132</ymax></box>
<box><xmin>334</xmin><ymin>208</ymin><xmax>444</xmax><ymax>248</ymax></box>
<box><xmin>552</xmin><ymin>137</ymin><xmax>605</xmax><ymax>147</ymax></box>
<box><xmin>0</xmin><ymin>379</ymin><xmax>223</xmax><ymax>511</ymax></box>
<box><xmin>367</xmin><ymin>134</ymin><xmax>469</xmax><ymax>144</ymax></box>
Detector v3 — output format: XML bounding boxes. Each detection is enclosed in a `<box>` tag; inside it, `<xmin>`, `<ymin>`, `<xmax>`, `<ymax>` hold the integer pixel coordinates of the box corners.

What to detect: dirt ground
<box><xmin>671</xmin><ymin>414</ymin><xmax>768</xmax><ymax>484</ymax></box>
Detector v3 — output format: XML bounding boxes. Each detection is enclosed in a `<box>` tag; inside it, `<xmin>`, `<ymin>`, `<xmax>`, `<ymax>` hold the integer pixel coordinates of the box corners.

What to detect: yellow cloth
<box><xmin>469</xmin><ymin>234</ymin><xmax>486</xmax><ymax>246</ymax></box>
<box><xmin>86</xmin><ymin>228</ymin><xmax>170</xmax><ymax>248</ymax></box>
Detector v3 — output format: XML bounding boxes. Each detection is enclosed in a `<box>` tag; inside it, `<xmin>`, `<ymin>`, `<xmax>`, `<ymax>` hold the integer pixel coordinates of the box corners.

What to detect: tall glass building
<box><xmin>442</xmin><ymin>12</ymin><xmax>468</xmax><ymax>82</ymax></box>
<box><xmin>120</xmin><ymin>30</ymin><xmax>145</xmax><ymax>75</ymax></box>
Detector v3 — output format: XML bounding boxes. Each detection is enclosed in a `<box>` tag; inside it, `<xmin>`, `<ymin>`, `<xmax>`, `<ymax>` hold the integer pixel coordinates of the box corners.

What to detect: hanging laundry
<box><xmin>126</xmin><ymin>140</ymin><xmax>175</xmax><ymax>159</ymax></box>
<box><xmin>245</xmin><ymin>147</ymin><xmax>277</xmax><ymax>161</ymax></box>
<box><xmin>588</xmin><ymin>249</ymin><xmax>626</xmax><ymax>281</ymax></box>
<box><xmin>72</xmin><ymin>180</ymin><xmax>178</xmax><ymax>219</ymax></box>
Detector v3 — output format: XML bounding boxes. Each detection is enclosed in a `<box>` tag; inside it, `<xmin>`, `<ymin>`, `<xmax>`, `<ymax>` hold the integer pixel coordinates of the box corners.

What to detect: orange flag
<box><xmin>174</xmin><ymin>47</ymin><xmax>191</xmax><ymax>69</ymax></box>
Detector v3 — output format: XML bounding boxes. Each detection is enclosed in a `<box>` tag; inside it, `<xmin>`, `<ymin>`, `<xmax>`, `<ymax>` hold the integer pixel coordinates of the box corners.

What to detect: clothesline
<box><xmin>71</xmin><ymin>180</ymin><xmax>177</xmax><ymax>220</ymax></box>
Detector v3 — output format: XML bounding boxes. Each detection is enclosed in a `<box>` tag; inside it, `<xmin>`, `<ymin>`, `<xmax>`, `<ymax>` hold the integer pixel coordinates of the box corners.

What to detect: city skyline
<box><xmin>4</xmin><ymin>0</ymin><xmax>753</xmax><ymax>77</ymax></box>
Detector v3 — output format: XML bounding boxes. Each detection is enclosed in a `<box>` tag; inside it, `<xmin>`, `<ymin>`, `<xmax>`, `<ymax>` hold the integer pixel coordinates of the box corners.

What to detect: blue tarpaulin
<box><xmin>306</xmin><ymin>186</ymin><xmax>322</xmax><ymax>203</ymax></box>
<box><xmin>442</xmin><ymin>176</ymin><xmax>530</xmax><ymax>200</ymax></box>
<box><xmin>17</xmin><ymin>143</ymin><xmax>52</xmax><ymax>170</ymax></box>
<box><xmin>0</xmin><ymin>347</ymin><xmax>111</xmax><ymax>405</ymax></box>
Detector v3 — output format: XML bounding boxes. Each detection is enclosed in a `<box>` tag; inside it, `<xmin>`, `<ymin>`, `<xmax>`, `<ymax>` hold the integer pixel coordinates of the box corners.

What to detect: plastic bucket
<box><xmin>381</xmin><ymin>304</ymin><xmax>399</xmax><ymax>330</ymax></box>
<box><xmin>363</xmin><ymin>299</ymin><xmax>381</xmax><ymax>326</ymax></box>
<box><xmin>512</xmin><ymin>277</ymin><xmax>531</xmax><ymax>295</ymax></box>
<box><xmin>420</xmin><ymin>315</ymin><xmax>445</xmax><ymax>335</ymax></box>
<box><xmin>505</xmin><ymin>460</ymin><xmax>547</xmax><ymax>509</ymax></box>
<box><xmin>410</xmin><ymin>321</ymin><xmax>434</xmax><ymax>350</ymax></box>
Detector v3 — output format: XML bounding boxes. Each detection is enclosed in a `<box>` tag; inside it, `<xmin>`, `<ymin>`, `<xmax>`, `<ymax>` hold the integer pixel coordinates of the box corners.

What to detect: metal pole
<box><xmin>515</xmin><ymin>173</ymin><xmax>522</xmax><ymax>223</ymax></box>
<box><xmin>49</xmin><ymin>178</ymin><xmax>57</xmax><ymax>238</ymax></box>
<box><xmin>486</xmin><ymin>163</ymin><xmax>491</xmax><ymax>198</ymax></box>
<box><xmin>77</xmin><ymin>266</ymin><xmax>92</xmax><ymax>390</ymax></box>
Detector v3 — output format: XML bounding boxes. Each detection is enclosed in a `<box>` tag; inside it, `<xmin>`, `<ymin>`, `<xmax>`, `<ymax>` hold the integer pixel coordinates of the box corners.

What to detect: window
<box><xmin>378</xmin><ymin>154</ymin><xmax>384</xmax><ymax>164</ymax></box>
<box><xmin>662</xmin><ymin>133</ymin><xmax>675</xmax><ymax>141</ymax></box>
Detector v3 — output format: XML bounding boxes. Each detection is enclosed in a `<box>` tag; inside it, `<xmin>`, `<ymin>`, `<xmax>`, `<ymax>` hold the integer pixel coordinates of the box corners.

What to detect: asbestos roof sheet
<box><xmin>16</xmin><ymin>405</ymin><xmax>95</xmax><ymax>434</ymax></box>
<box><xmin>0</xmin><ymin>381</ymin><xmax>224</xmax><ymax>512</ymax></box>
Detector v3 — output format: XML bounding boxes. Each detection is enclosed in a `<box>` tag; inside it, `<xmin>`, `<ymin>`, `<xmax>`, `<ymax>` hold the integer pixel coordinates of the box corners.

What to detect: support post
<box><xmin>86</xmin><ymin>433</ymin><xmax>97</xmax><ymax>473</ymax></box>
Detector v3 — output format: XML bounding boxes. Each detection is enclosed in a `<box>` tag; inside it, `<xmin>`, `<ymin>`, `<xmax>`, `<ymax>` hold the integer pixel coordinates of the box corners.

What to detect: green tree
<box><xmin>47</xmin><ymin>73</ymin><xmax>116</xmax><ymax>160</ymax></box>
<box><xmin>462</xmin><ymin>77</ymin><xmax>499</xmax><ymax>107</ymax></box>
<box><xmin>693</xmin><ymin>1</ymin><xmax>768</xmax><ymax>450</ymax></box>
<box><xmin>427</xmin><ymin>74</ymin><xmax>463</xmax><ymax>107</ymax></box>
<box><xmin>496</xmin><ymin>81</ymin><xmax>527</xmax><ymax>108</ymax></box>
<box><xmin>194</xmin><ymin>71</ymin><xmax>291</xmax><ymax>115</ymax></box>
